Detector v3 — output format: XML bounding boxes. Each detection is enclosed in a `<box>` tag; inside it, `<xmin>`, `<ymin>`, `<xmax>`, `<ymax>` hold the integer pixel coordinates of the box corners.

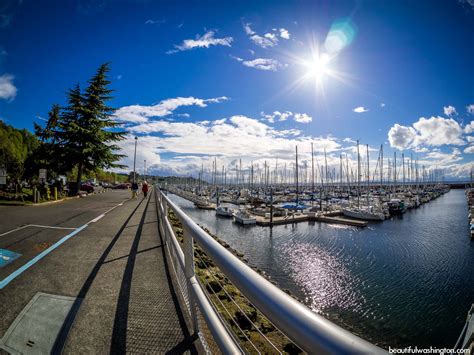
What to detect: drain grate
<box><xmin>0</xmin><ymin>293</ymin><xmax>79</xmax><ymax>354</ymax></box>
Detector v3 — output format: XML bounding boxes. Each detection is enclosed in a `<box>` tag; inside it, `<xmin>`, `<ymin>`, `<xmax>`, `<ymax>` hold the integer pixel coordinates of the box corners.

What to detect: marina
<box><xmin>166</xmin><ymin>188</ymin><xmax>474</xmax><ymax>349</ymax></box>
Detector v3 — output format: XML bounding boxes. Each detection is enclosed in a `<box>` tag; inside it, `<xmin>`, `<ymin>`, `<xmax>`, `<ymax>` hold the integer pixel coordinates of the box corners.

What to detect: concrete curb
<box><xmin>0</xmin><ymin>189</ymin><xmax>110</xmax><ymax>206</ymax></box>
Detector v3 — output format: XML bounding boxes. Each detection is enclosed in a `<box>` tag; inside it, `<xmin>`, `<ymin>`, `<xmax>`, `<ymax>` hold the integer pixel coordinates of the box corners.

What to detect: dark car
<box><xmin>113</xmin><ymin>183</ymin><xmax>130</xmax><ymax>190</ymax></box>
<box><xmin>80</xmin><ymin>183</ymin><xmax>95</xmax><ymax>193</ymax></box>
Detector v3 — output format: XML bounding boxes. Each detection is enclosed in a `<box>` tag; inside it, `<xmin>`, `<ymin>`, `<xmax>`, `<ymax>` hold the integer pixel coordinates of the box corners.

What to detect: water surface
<box><xmin>168</xmin><ymin>189</ymin><xmax>474</xmax><ymax>348</ymax></box>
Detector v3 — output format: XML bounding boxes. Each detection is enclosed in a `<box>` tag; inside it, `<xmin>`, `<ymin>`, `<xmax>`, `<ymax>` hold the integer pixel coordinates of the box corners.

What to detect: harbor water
<box><xmin>168</xmin><ymin>189</ymin><xmax>474</xmax><ymax>348</ymax></box>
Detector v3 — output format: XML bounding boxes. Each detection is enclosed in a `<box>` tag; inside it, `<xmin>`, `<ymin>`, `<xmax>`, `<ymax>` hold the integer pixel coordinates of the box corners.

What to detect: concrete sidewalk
<box><xmin>0</xmin><ymin>191</ymin><xmax>200</xmax><ymax>354</ymax></box>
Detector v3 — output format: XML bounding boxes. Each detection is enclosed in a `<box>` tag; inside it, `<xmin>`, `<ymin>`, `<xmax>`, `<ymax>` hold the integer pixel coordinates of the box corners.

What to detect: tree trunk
<box><xmin>76</xmin><ymin>163</ymin><xmax>83</xmax><ymax>195</ymax></box>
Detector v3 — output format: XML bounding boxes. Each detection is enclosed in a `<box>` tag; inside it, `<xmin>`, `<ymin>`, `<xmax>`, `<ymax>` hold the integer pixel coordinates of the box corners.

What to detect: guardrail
<box><xmin>156</xmin><ymin>187</ymin><xmax>387</xmax><ymax>354</ymax></box>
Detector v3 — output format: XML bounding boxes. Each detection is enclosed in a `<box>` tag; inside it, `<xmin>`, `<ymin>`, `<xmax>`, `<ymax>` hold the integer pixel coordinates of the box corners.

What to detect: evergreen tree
<box><xmin>67</xmin><ymin>63</ymin><xmax>126</xmax><ymax>192</ymax></box>
<box><xmin>34</xmin><ymin>63</ymin><xmax>126</xmax><ymax>193</ymax></box>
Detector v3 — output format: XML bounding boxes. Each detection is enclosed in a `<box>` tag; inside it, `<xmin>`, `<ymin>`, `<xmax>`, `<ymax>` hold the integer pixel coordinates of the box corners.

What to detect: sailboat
<box><xmin>216</xmin><ymin>205</ymin><xmax>234</xmax><ymax>217</ymax></box>
<box><xmin>343</xmin><ymin>141</ymin><xmax>385</xmax><ymax>221</ymax></box>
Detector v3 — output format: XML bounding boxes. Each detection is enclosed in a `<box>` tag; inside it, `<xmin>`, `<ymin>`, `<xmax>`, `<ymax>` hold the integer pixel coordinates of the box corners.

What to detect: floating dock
<box><xmin>310</xmin><ymin>215</ymin><xmax>368</xmax><ymax>227</ymax></box>
<box><xmin>255</xmin><ymin>213</ymin><xmax>367</xmax><ymax>227</ymax></box>
<box><xmin>255</xmin><ymin>214</ymin><xmax>308</xmax><ymax>226</ymax></box>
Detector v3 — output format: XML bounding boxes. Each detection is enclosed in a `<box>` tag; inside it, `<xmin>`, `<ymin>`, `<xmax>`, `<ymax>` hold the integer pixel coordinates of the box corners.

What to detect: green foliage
<box><xmin>0</xmin><ymin>120</ymin><xmax>40</xmax><ymax>186</ymax></box>
<box><xmin>34</xmin><ymin>63</ymin><xmax>127</xmax><ymax>193</ymax></box>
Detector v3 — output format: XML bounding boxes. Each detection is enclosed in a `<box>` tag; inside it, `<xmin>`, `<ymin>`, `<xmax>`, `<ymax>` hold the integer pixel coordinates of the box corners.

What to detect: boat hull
<box><xmin>342</xmin><ymin>209</ymin><xmax>385</xmax><ymax>221</ymax></box>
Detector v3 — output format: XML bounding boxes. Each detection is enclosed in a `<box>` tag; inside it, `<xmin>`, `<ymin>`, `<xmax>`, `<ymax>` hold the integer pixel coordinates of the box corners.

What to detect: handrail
<box><xmin>160</xmin><ymin>189</ymin><xmax>387</xmax><ymax>354</ymax></box>
<box><xmin>155</xmin><ymin>188</ymin><xmax>241</xmax><ymax>354</ymax></box>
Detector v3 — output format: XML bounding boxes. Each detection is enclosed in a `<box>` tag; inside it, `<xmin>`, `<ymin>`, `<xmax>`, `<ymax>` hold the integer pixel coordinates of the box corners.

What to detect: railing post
<box><xmin>183</xmin><ymin>224</ymin><xmax>199</xmax><ymax>334</ymax></box>
<box><xmin>162</xmin><ymin>197</ymin><xmax>169</xmax><ymax>243</ymax></box>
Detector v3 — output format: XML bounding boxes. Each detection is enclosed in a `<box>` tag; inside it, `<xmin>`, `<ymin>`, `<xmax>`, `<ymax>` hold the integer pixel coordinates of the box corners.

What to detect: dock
<box><xmin>256</xmin><ymin>214</ymin><xmax>309</xmax><ymax>226</ymax></box>
<box><xmin>255</xmin><ymin>213</ymin><xmax>367</xmax><ymax>227</ymax></box>
<box><xmin>311</xmin><ymin>215</ymin><xmax>368</xmax><ymax>227</ymax></box>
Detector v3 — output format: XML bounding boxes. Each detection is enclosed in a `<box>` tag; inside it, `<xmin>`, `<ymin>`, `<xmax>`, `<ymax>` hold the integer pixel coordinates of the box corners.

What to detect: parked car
<box><xmin>80</xmin><ymin>183</ymin><xmax>95</xmax><ymax>193</ymax></box>
<box><xmin>113</xmin><ymin>183</ymin><xmax>130</xmax><ymax>190</ymax></box>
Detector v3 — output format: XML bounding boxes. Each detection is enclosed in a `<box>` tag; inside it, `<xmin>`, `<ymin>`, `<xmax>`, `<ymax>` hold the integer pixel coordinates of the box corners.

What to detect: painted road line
<box><xmin>0</xmin><ymin>225</ymin><xmax>31</xmax><ymax>237</ymax></box>
<box><xmin>28</xmin><ymin>225</ymin><xmax>76</xmax><ymax>230</ymax></box>
<box><xmin>0</xmin><ymin>224</ymin><xmax>77</xmax><ymax>238</ymax></box>
<box><xmin>0</xmin><ymin>224</ymin><xmax>88</xmax><ymax>289</ymax></box>
<box><xmin>90</xmin><ymin>214</ymin><xmax>105</xmax><ymax>223</ymax></box>
<box><xmin>102</xmin><ymin>199</ymin><xmax>129</xmax><ymax>215</ymax></box>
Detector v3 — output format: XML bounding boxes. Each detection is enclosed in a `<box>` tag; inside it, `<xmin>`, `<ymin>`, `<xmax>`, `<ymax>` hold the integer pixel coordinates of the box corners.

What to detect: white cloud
<box><xmin>243</xmin><ymin>23</ymin><xmax>278</xmax><ymax>48</ymax></box>
<box><xmin>467</xmin><ymin>136</ymin><xmax>474</xmax><ymax>143</ymax></box>
<box><xmin>353</xmin><ymin>106</ymin><xmax>369</xmax><ymax>113</ymax></box>
<box><xmin>167</xmin><ymin>31</ymin><xmax>233</xmax><ymax>53</ymax></box>
<box><xmin>279</xmin><ymin>28</ymin><xmax>290</xmax><ymax>39</ymax></box>
<box><xmin>293</xmin><ymin>113</ymin><xmax>312</xmax><ymax>123</ymax></box>
<box><xmin>117</xmin><ymin>115</ymin><xmax>341</xmax><ymax>175</ymax></box>
<box><xmin>261</xmin><ymin>111</ymin><xmax>311</xmax><ymax>123</ymax></box>
<box><xmin>464</xmin><ymin>121</ymin><xmax>474</xmax><ymax>133</ymax></box>
<box><xmin>0</xmin><ymin>74</ymin><xmax>17</xmax><ymax>101</ymax></box>
<box><xmin>115</xmin><ymin>96</ymin><xmax>228</xmax><ymax>123</ymax></box>
<box><xmin>261</xmin><ymin>111</ymin><xmax>292</xmax><ymax>123</ymax></box>
<box><xmin>145</xmin><ymin>19</ymin><xmax>165</xmax><ymax>25</ymax></box>
<box><xmin>380</xmin><ymin>103</ymin><xmax>386</xmax><ymax>108</ymax></box>
<box><xmin>423</xmin><ymin>148</ymin><xmax>463</xmax><ymax>164</ymax></box>
<box><xmin>412</xmin><ymin>116</ymin><xmax>464</xmax><ymax>146</ymax></box>
<box><xmin>388</xmin><ymin>124</ymin><xmax>417</xmax><ymax>150</ymax></box>
<box><xmin>241</xmin><ymin>58</ymin><xmax>285</xmax><ymax>71</ymax></box>
<box><xmin>467</xmin><ymin>104</ymin><xmax>474</xmax><ymax>114</ymax></box>
<box><xmin>464</xmin><ymin>146</ymin><xmax>474</xmax><ymax>154</ymax></box>
<box><xmin>388</xmin><ymin>116</ymin><xmax>465</xmax><ymax>150</ymax></box>
<box><xmin>243</xmin><ymin>23</ymin><xmax>255</xmax><ymax>35</ymax></box>
<box><xmin>413</xmin><ymin>146</ymin><xmax>429</xmax><ymax>153</ymax></box>
<box><xmin>443</xmin><ymin>105</ymin><xmax>457</xmax><ymax>116</ymax></box>
<box><xmin>230</xmin><ymin>55</ymin><xmax>243</xmax><ymax>62</ymax></box>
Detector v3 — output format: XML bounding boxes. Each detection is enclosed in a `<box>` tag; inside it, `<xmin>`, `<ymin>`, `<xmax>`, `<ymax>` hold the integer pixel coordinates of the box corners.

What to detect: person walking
<box><xmin>131</xmin><ymin>181</ymin><xmax>139</xmax><ymax>198</ymax></box>
<box><xmin>142</xmin><ymin>181</ymin><xmax>149</xmax><ymax>198</ymax></box>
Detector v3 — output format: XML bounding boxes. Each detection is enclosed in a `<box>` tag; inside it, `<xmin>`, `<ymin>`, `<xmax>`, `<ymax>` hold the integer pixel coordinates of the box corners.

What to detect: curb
<box><xmin>0</xmin><ymin>188</ymin><xmax>110</xmax><ymax>206</ymax></box>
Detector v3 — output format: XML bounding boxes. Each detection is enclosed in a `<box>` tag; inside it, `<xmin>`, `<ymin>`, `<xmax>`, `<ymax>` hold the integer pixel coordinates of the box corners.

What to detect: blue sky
<box><xmin>0</xmin><ymin>0</ymin><xmax>473</xmax><ymax>179</ymax></box>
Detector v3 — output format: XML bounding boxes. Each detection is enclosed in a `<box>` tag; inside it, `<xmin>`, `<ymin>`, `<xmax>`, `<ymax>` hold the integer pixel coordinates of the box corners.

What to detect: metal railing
<box><xmin>156</xmin><ymin>188</ymin><xmax>387</xmax><ymax>354</ymax></box>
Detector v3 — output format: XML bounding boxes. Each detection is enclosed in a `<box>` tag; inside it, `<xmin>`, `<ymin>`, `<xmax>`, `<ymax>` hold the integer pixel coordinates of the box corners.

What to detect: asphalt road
<box><xmin>0</xmin><ymin>189</ymin><xmax>199</xmax><ymax>353</ymax></box>
<box><xmin>0</xmin><ymin>189</ymin><xmax>132</xmax><ymax>233</ymax></box>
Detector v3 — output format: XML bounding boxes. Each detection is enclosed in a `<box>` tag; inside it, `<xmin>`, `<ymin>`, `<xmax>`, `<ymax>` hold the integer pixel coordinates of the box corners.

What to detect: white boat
<box><xmin>233</xmin><ymin>209</ymin><xmax>257</xmax><ymax>225</ymax></box>
<box><xmin>342</xmin><ymin>206</ymin><xmax>385</xmax><ymax>221</ymax></box>
<box><xmin>216</xmin><ymin>205</ymin><xmax>233</xmax><ymax>217</ymax></box>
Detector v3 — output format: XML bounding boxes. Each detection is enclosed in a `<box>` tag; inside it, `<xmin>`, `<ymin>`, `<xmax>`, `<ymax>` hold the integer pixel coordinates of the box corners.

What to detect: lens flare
<box><xmin>324</xmin><ymin>18</ymin><xmax>357</xmax><ymax>54</ymax></box>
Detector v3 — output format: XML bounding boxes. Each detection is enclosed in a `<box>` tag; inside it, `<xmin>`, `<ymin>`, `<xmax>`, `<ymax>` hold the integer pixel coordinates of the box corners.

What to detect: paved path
<box><xmin>0</xmin><ymin>189</ymin><xmax>200</xmax><ymax>354</ymax></box>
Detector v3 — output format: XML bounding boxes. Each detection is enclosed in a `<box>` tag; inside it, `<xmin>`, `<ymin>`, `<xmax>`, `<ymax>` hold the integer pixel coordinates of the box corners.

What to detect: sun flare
<box><xmin>306</xmin><ymin>53</ymin><xmax>331</xmax><ymax>81</ymax></box>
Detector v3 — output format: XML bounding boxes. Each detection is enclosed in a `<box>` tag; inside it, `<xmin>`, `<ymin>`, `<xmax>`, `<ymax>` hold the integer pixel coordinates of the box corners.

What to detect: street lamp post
<box><xmin>144</xmin><ymin>159</ymin><xmax>147</xmax><ymax>182</ymax></box>
<box><xmin>133</xmin><ymin>136</ymin><xmax>138</xmax><ymax>183</ymax></box>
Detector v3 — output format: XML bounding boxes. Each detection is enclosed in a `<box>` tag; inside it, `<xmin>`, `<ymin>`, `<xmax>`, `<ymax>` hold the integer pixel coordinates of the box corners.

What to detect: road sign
<box><xmin>39</xmin><ymin>169</ymin><xmax>46</xmax><ymax>180</ymax></box>
<box><xmin>0</xmin><ymin>167</ymin><xmax>6</xmax><ymax>185</ymax></box>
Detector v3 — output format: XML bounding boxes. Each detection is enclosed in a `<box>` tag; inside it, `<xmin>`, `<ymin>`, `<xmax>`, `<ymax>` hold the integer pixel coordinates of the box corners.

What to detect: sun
<box><xmin>306</xmin><ymin>53</ymin><xmax>331</xmax><ymax>81</ymax></box>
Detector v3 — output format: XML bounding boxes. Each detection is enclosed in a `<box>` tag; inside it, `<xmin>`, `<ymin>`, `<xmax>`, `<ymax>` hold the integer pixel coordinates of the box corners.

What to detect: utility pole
<box><xmin>144</xmin><ymin>159</ymin><xmax>146</xmax><ymax>182</ymax></box>
<box><xmin>133</xmin><ymin>136</ymin><xmax>138</xmax><ymax>183</ymax></box>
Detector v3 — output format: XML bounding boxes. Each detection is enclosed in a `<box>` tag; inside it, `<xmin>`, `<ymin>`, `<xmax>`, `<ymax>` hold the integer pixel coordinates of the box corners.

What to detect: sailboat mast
<box><xmin>394</xmin><ymin>152</ymin><xmax>397</xmax><ymax>193</ymax></box>
<box><xmin>366</xmin><ymin>144</ymin><xmax>370</xmax><ymax>207</ymax></box>
<box><xmin>311</xmin><ymin>142</ymin><xmax>315</xmax><ymax>206</ymax></box>
<box><xmin>380</xmin><ymin>144</ymin><xmax>383</xmax><ymax>190</ymax></box>
<box><xmin>295</xmin><ymin>145</ymin><xmax>299</xmax><ymax>206</ymax></box>
<box><xmin>357</xmin><ymin>140</ymin><xmax>361</xmax><ymax>209</ymax></box>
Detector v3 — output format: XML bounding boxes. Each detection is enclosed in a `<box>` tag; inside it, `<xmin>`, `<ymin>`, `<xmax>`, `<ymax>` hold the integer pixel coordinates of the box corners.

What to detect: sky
<box><xmin>0</xmin><ymin>0</ymin><xmax>473</xmax><ymax>180</ymax></box>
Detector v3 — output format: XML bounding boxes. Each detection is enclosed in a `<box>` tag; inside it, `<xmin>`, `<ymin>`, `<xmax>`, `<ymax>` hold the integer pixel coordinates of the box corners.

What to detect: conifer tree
<box><xmin>34</xmin><ymin>63</ymin><xmax>126</xmax><ymax>193</ymax></box>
